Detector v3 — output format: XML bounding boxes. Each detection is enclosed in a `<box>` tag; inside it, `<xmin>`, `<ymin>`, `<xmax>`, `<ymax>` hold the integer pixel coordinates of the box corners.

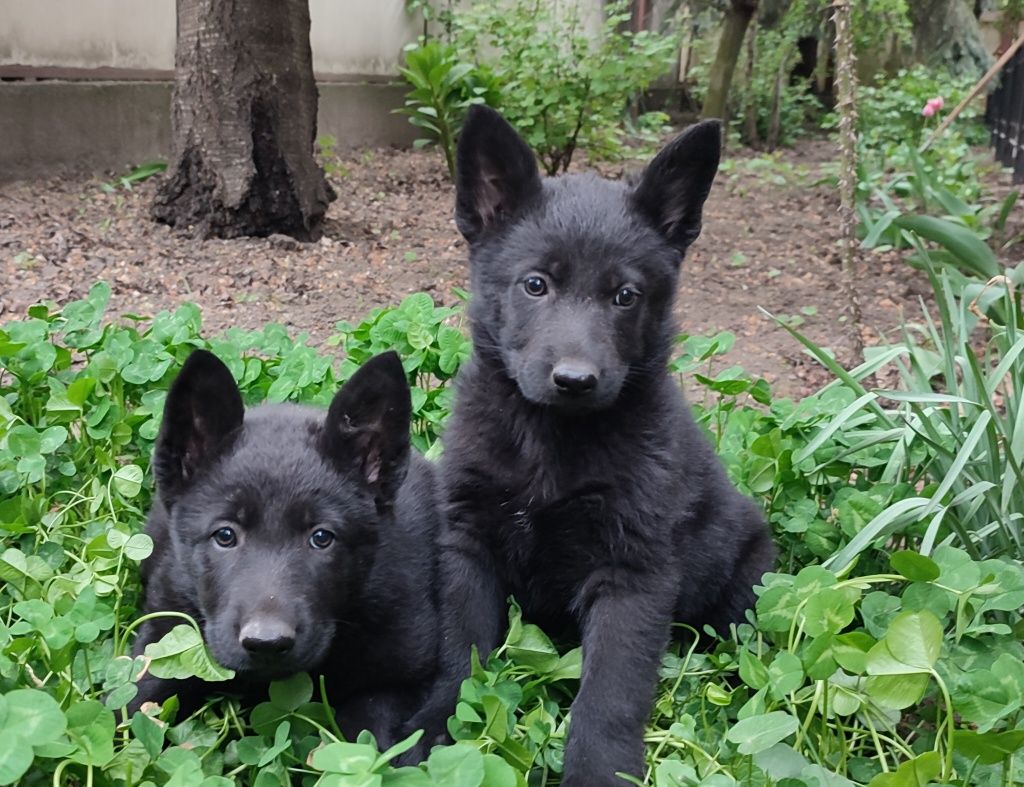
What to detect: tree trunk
<box><xmin>814</xmin><ymin>18</ymin><xmax>831</xmax><ymax>95</ymax></box>
<box><xmin>152</xmin><ymin>0</ymin><xmax>334</xmax><ymax>240</ymax></box>
<box><xmin>907</xmin><ymin>0</ymin><xmax>991</xmax><ymax>78</ymax></box>
<box><xmin>702</xmin><ymin>0</ymin><xmax>759</xmax><ymax>119</ymax></box>
<box><xmin>766</xmin><ymin>55</ymin><xmax>786</xmax><ymax>150</ymax></box>
<box><xmin>742</xmin><ymin>16</ymin><xmax>760</xmax><ymax>147</ymax></box>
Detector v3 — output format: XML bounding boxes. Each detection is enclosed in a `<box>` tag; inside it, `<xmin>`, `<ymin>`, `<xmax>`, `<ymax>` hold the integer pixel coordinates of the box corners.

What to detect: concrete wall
<box><xmin>0</xmin><ymin>0</ymin><xmax>425</xmax><ymax>179</ymax></box>
<box><xmin>0</xmin><ymin>0</ymin><xmax>420</xmax><ymax>76</ymax></box>
<box><xmin>0</xmin><ymin>82</ymin><xmax>172</xmax><ymax>180</ymax></box>
<box><xmin>0</xmin><ymin>80</ymin><xmax>417</xmax><ymax>181</ymax></box>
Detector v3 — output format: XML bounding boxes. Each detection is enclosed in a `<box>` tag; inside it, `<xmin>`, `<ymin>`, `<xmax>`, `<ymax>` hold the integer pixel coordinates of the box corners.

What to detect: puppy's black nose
<box><xmin>552</xmin><ymin>361</ymin><xmax>598</xmax><ymax>396</ymax></box>
<box><xmin>239</xmin><ymin>619</ymin><xmax>296</xmax><ymax>655</ymax></box>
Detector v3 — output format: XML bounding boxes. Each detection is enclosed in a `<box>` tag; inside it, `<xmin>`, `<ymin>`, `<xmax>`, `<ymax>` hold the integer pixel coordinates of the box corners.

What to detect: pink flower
<box><xmin>922</xmin><ymin>103</ymin><xmax>936</xmax><ymax>117</ymax></box>
<box><xmin>931</xmin><ymin>96</ymin><xmax>945</xmax><ymax>110</ymax></box>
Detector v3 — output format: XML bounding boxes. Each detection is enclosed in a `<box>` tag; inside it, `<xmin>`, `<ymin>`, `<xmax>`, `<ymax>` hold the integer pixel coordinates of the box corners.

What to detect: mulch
<box><xmin>2</xmin><ymin>138</ymin><xmax>1017</xmax><ymax>399</ymax></box>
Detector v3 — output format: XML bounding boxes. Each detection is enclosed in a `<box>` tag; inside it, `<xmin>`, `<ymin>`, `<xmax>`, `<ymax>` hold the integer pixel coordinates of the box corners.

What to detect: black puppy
<box><xmin>130</xmin><ymin>349</ymin><xmax>440</xmax><ymax>749</ymax></box>
<box><xmin>411</xmin><ymin>106</ymin><xmax>775</xmax><ymax>785</ymax></box>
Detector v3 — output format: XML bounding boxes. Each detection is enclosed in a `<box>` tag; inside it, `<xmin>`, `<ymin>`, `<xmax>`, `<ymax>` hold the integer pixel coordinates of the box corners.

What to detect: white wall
<box><xmin>0</xmin><ymin>0</ymin><xmax>421</xmax><ymax>76</ymax></box>
<box><xmin>311</xmin><ymin>0</ymin><xmax>420</xmax><ymax>75</ymax></box>
<box><xmin>0</xmin><ymin>1</ymin><xmax>176</xmax><ymax>71</ymax></box>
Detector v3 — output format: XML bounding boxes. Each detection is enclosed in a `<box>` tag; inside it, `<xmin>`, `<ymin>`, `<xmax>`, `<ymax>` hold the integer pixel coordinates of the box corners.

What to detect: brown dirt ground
<box><xmin>1</xmin><ymin>139</ymin><xmax>1019</xmax><ymax>399</ymax></box>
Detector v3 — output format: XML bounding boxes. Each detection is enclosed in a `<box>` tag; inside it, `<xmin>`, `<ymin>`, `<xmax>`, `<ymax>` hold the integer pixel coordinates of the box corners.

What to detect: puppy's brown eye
<box><xmin>613</xmin><ymin>287</ymin><xmax>640</xmax><ymax>308</ymax></box>
<box><xmin>309</xmin><ymin>529</ymin><xmax>335</xmax><ymax>549</ymax></box>
<box><xmin>212</xmin><ymin>527</ymin><xmax>237</xmax><ymax>548</ymax></box>
<box><xmin>524</xmin><ymin>275</ymin><xmax>548</xmax><ymax>297</ymax></box>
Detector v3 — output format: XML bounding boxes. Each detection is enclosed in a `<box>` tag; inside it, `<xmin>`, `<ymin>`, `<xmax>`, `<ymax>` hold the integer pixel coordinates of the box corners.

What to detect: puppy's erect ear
<box><xmin>455</xmin><ymin>105</ymin><xmax>543</xmax><ymax>244</ymax></box>
<box><xmin>154</xmin><ymin>350</ymin><xmax>244</xmax><ymax>502</ymax></box>
<box><xmin>631</xmin><ymin>119</ymin><xmax>721</xmax><ymax>255</ymax></box>
<box><xmin>322</xmin><ymin>351</ymin><xmax>411</xmax><ymax>511</ymax></box>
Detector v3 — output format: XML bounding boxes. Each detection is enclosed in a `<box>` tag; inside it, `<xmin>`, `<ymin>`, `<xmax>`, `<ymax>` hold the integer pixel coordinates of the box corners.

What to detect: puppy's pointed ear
<box><xmin>154</xmin><ymin>350</ymin><xmax>244</xmax><ymax>502</ymax></box>
<box><xmin>631</xmin><ymin>120</ymin><xmax>721</xmax><ymax>255</ymax></box>
<box><xmin>322</xmin><ymin>351</ymin><xmax>411</xmax><ymax>511</ymax></box>
<box><xmin>456</xmin><ymin>105</ymin><xmax>542</xmax><ymax>243</ymax></box>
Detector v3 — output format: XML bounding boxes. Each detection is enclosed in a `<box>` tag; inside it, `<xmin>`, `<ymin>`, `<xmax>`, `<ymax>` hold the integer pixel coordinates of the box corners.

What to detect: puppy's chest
<box><xmin>493</xmin><ymin>488</ymin><xmax>622</xmax><ymax>629</ymax></box>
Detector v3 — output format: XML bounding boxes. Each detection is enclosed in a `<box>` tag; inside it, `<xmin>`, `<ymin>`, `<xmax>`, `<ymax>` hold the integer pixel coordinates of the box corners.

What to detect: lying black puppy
<box><xmin>409</xmin><ymin>106</ymin><xmax>776</xmax><ymax>785</ymax></box>
<box><xmin>130</xmin><ymin>349</ymin><xmax>440</xmax><ymax>749</ymax></box>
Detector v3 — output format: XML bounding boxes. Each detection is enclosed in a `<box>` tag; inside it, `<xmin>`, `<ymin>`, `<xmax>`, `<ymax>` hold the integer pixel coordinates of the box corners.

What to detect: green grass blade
<box><xmin>793</xmin><ymin>392</ymin><xmax>879</xmax><ymax>464</ymax></box>
<box><xmin>894</xmin><ymin>214</ymin><xmax>999</xmax><ymax>278</ymax></box>
<box><xmin>826</xmin><ymin>497</ymin><xmax>931</xmax><ymax>571</ymax></box>
<box><xmin>919</xmin><ymin>410</ymin><xmax>991</xmax><ymax>520</ymax></box>
<box><xmin>759</xmin><ymin>307</ymin><xmax>895</xmax><ymax>428</ymax></box>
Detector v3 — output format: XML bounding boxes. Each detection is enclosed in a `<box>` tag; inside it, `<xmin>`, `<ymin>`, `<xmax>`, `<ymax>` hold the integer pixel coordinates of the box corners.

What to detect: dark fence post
<box><xmin>987</xmin><ymin>44</ymin><xmax>1024</xmax><ymax>184</ymax></box>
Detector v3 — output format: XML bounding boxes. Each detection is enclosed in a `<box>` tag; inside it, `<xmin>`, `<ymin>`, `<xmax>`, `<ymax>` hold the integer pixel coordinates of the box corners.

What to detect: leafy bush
<box><xmin>670</xmin><ymin>328</ymin><xmax>996</xmax><ymax>576</ymax></box>
<box><xmin>396</xmin><ymin>40</ymin><xmax>501</xmax><ymax>179</ymax></box>
<box><xmin>849</xmin><ymin>0</ymin><xmax>911</xmax><ymax>55</ymax></box>
<box><xmin>851</xmin><ymin>67</ymin><xmax>987</xmax><ymax>155</ymax></box>
<box><xmin>858</xmin><ymin>154</ymin><xmax>1021</xmax><ymax>259</ymax></box>
<box><xmin>855</xmin><ymin>138</ymin><xmax>992</xmax><ymax>242</ymax></box>
<box><xmin>844</xmin><ymin>66</ymin><xmax>1017</xmax><ymax>269</ymax></box>
<box><xmin>837</xmin><ymin>66</ymin><xmax>995</xmax><ymax>249</ymax></box>
<box><xmin>443</xmin><ymin>0</ymin><xmax>677</xmax><ymax>174</ymax></box>
<box><xmin>729</xmin><ymin>27</ymin><xmax>823</xmax><ymax>149</ymax></box>
<box><xmin>3</xmin><ymin>275</ymin><xmax>1024</xmax><ymax>785</ymax></box>
<box><xmin>767</xmin><ymin>253</ymin><xmax>1024</xmax><ymax>569</ymax></box>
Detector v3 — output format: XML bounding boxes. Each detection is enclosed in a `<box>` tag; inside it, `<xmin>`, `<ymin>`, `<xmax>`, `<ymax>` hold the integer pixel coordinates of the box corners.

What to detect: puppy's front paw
<box><xmin>562</xmin><ymin>742</ymin><xmax>644</xmax><ymax>787</ymax></box>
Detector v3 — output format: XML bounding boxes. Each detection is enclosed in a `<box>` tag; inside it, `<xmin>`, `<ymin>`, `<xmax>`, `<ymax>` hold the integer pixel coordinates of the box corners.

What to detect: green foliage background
<box><xmin>398</xmin><ymin>0</ymin><xmax>675</xmax><ymax>176</ymax></box>
<box><xmin>1</xmin><ymin>272</ymin><xmax>1023</xmax><ymax>785</ymax></box>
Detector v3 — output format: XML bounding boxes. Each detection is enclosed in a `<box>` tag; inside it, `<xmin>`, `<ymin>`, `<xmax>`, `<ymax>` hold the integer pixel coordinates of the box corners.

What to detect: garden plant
<box><xmin>398</xmin><ymin>0</ymin><xmax>675</xmax><ymax>175</ymax></box>
<box><xmin>2</xmin><ymin>233</ymin><xmax>1023</xmax><ymax>785</ymax></box>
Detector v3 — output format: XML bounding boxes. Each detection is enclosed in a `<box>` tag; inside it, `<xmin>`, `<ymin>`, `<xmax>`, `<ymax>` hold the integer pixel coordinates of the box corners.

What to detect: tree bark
<box><xmin>742</xmin><ymin>16</ymin><xmax>760</xmax><ymax>147</ymax></box>
<box><xmin>152</xmin><ymin>0</ymin><xmax>334</xmax><ymax>240</ymax></box>
<box><xmin>702</xmin><ymin>0</ymin><xmax>759</xmax><ymax>120</ymax></box>
<box><xmin>907</xmin><ymin>0</ymin><xmax>991</xmax><ymax>78</ymax></box>
<box><xmin>766</xmin><ymin>55</ymin><xmax>786</xmax><ymax>150</ymax></box>
<box><xmin>814</xmin><ymin>17</ymin><xmax>831</xmax><ymax>95</ymax></box>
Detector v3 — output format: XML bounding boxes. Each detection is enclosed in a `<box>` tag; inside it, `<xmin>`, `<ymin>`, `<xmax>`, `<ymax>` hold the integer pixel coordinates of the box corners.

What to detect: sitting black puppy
<box><xmin>129</xmin><ymin>349</ymin><xmax>441</xmax><ymax>749</ymax></box>
<box><xmin>407</xmin><ymin>106</ymin><xmax>776</xmax><ymax>785</ymax></box>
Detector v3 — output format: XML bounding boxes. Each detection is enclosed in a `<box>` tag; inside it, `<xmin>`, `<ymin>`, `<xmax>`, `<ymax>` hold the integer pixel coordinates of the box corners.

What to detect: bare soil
<box><xmin>1</xmin><ymin>139</ymin><xmax>1012</xmax><ymax>399</ymax></box>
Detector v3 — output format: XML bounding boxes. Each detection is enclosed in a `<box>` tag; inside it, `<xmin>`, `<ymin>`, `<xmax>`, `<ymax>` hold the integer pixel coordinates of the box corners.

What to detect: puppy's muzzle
<box><xmin>239</xmin><ymin>617</ymin><xmax>296</xmax><ymax>656</ymax></box>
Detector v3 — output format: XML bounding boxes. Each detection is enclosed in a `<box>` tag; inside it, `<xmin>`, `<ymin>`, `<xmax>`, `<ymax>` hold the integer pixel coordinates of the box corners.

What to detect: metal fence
<box><xmin>987</xmin><ymin>44</ymin><xmax>1024</xmax><ymax>184</ymax></box>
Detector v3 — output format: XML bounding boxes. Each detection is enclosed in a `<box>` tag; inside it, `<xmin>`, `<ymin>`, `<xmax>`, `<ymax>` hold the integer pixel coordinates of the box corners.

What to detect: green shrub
<box><xmin>849</xmin><ymin>66</ymin><xmax>987</xmax><ymax>154</ymax></box>
<box><xmin>857</xmin><ymin>155</ymin><xmax>1022</xmax><ymax>261</ymax></box>
<box><xmin>835</xmin><ymin>66</ymin><xmax>992</xmax><ymax>244</ymax></box>
<box><xmin>2</xmin><ymin>275</ymin><xmax>1024</xmax><ymax>784</ymax></box>
<box><xmin>761</xmin><ymin>249</ymin><xmax>1024</xmax><ymax>568</ymax></box>
<box><xmin>445</xmin><ymin>0</ymin><xmax>676</xmax><ymax>174</ymax></box>
<box><xmin>728</xmin><ymin>27</ymin><xmax>823</xmax><ymax>148</ymax></box>
<box><xmin>845</xmin><ymin>66</ymin><xmax>1007</xmax><ymax>262</ymax></box>
<box><xmin>396</xmin><ymin>40</ymin><xmax>502</xmax><ymax>179</ymax></box>
<box><xmin>849</xmin><ymin>0</ymin><xmax>911</xmax><ymax>55</ymax></box>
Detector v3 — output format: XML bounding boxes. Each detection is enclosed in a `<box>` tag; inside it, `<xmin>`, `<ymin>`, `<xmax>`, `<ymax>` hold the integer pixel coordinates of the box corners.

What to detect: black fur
<box><xmin>410</xmin><ymin>106</ymin><xmax>776</xmax><ymax>785</ymax></box>
<box><xmin>131</xmin><ymin>350</ymin><xmax>441</xmax><ymax>751</ymax></box>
